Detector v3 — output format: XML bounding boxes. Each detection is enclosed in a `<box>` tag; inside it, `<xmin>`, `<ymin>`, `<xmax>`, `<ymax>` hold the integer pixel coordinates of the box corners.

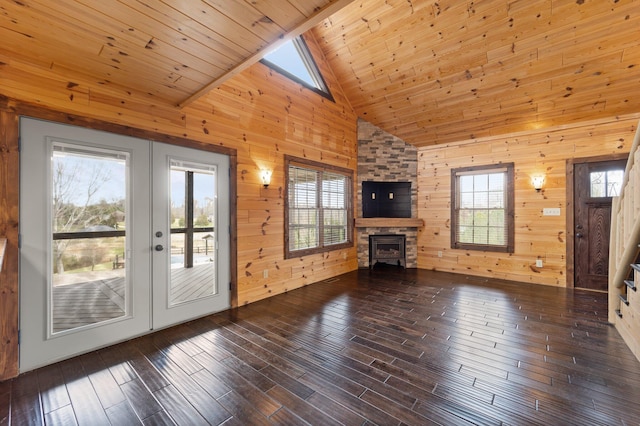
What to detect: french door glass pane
<box><xmin>51</xmin><ymin>144</ymin><xmax>128</xmax><ymax>333</ymax></box>
<box><xmin>169</xmin><ymin>162</ymin><xmax>217</xmax><ymax>306</ymax></box>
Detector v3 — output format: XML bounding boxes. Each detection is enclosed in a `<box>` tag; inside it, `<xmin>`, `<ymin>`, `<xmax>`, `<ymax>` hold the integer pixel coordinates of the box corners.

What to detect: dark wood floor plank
<box><xmin>5</xmin><ymin>268</ymin><xmax>640</xmax><ymax>425</ymax></box>
<box><xmin>216</xmin><ymin>390</ymin><xmax>272</xmax><ymax>426</ymax></box>
<box><xmin>59</xmin><ymin>360</ymin><xmax>110</xmax><ymax>426</ymax></box>
<box><xmin>266</xmin><ymin>385</ymin><xmax>341</xmax><ymax>426</ymax></box>
<box><xmin>43</xmin><ymin>404</ymin><xmax>77</xmax><ymax>426</ymax></box>
<box><xmin>144</xmin><ymin>351</ymin><xmax>231</xmax><ymax>425</ymax></box>
<box><xmin>104</xmin><ymin>400</ymin><xmax>141</xmax><ymax>426</ymax></box>
<box><xmin>120</xmin><ymin>378</ymin><xmax>164</xmax><ymax>421</ymax></box>
<box><xmin>36</xmin><ymin>364</ymin><xmax>70</xmax><ymax>415</ymax></box>
<box><xmin>10</xmin><ymin>371</ymin><xmax>43</xmax><ymax>426</ymax></box>
<box><xmin>152</xmin><ymin>385</ymin><xmax>208</xmax><ymax>426</ymax></box>
<box><xmin>77</xmin><ymin>351</ymin><xmax>127</xmax><ymax>411</ymax></box>
<box><xmin>192</xmin><ymin>352</ymin><xmax>281</xmax><ymax>417</ymax></box>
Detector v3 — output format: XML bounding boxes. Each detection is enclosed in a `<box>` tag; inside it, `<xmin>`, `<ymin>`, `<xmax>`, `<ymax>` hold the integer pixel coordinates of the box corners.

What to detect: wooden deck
<box><xmin>6</xmin><ymin>267</ymin><xmax>640</xmax><ymax>424</ymax></box>
<box><xmin>53</xmin><ymin>263</ymin><xmax>215</xmax><ymax>332</ymax></box>
<box><xmin>170</xmin><ymin>262</ymin><xmax>215</xmax><ymax>305</ymax></box>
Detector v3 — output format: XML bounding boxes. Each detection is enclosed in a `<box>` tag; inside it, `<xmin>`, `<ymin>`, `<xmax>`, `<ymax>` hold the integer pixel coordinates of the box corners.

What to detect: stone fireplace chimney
<box><xmin>356</xmin><ymin>119</ymin><xmax>421</xmax><ymax>268</ymax></box>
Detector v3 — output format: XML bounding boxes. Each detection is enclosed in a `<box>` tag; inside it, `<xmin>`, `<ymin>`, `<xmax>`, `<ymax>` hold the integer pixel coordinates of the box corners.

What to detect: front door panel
<box><xmin>574</xmin><ymin>160</ymin><xmax>625</xmax><ymax>291</ymax></box>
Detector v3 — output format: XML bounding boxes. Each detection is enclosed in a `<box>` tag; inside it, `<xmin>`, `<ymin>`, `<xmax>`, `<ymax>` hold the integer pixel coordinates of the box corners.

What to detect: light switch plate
<box><xmin>543</xmin><ymin>208</ymin><xmax>560</xmax><ymax>216</ymax></box>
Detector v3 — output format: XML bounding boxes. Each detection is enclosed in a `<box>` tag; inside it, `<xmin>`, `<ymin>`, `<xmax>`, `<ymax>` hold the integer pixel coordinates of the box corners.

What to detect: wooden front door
<box><xmin>574</xmin><ymin>159</ymin><xmax>626</xmax><ymax>291</ymax></box>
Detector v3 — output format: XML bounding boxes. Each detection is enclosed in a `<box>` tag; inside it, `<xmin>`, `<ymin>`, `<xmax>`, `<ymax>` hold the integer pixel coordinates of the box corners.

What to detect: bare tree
<box><xmin>52</xmin><ymin>157</ymin><xmax>110</xmax><ymax>274</ymax></box>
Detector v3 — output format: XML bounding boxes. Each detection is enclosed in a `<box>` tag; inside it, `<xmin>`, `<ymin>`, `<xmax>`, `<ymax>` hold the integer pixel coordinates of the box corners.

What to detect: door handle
<box><xmin>155</xmin><ymin>244</ymin><xmax>164</xmax><ymax>251</ymax></box>
<box><xmin>576</xmin><ymin>233</ymin><xmax>583</xmax><ymax>238</ymax></box>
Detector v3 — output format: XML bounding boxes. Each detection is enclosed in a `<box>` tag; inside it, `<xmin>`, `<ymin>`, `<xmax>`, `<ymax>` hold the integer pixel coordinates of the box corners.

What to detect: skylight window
<box><xmin>261</xmin><ymin>36</ymin><xmax>334</xmax><ymax>101</ymax></box>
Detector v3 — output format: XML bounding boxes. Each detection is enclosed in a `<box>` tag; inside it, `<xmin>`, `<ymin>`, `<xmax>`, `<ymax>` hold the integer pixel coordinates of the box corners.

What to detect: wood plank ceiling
<box><xmin>313</xmin><ymin>0</ymin><xmax>640</xmax><ymax>146</ymax></box>
<box><xmin>0</xmin><ymin>0</ymin><xmax>354</xmax><ymax>107</ymax></box>
<box><xmin>1</xmin><ymin>0</ymin><xmax>640</xmax><ymax>146</ymax></box>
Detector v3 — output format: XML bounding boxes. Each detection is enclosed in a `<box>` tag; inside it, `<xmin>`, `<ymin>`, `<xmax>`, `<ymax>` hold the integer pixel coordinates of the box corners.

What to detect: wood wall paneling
<box><xmin>417</xmin><ymin>114</ymin><xmax>640</xmax><ymax>286</ymax></box>
<box><xmin>0</xmin><ymin>31</ymin><xmax>358</xmax><ymax>379</ymax></box>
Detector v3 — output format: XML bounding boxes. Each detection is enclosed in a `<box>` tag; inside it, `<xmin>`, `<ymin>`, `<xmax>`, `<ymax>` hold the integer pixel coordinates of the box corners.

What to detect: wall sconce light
<box><xmin>260</xmin><ymin>169</ymin><xmax>272</xmax><ymax>188</ymax></box>
<box><xmin>532</xmin><ymin>175</ymin><xmax>545</xmax><ymax>192</ymax></box>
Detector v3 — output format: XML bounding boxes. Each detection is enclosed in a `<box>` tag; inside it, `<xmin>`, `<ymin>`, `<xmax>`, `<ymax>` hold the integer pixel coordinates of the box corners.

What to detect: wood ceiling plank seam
<box><xmin>198</xmin><ymin>0</ymin><xmax>287</xmax><ymax>43</ymax></box>
<box><xmin>0</xmin><ymin>29</ymin><xmax>148</xmax><ymax>94</ymax></box>
<box><xmin>0</xmin><ymin>63</ymin><xmax>91</xmax><ymax>106</ymax></box>
<box><xmin>72</xmin><ymin>0</ymin><xmax>244</xmax><ymax>72</ymax></box>
<box><xmin>0</xmin><ymin>31</ymin><xmax>55</xmax><ymax>70</ymax></box>
<box><xmin>95</xmin><ymin>45</ymin><xmax>206</xmax><ymax>92</ymax></box>
<box><xmin>285</xmin><ymin>0</ymin><xmax>329</xmax><ymax>17</ymax></box>
<box><xmin>311</xmin><ymin>0</ymin><xmax>409</xmax><ymax>48</ymax></box>
<box><xmin>153</xmin><ymin>0</ymin><xmax>281</xmax><ymax>56</ymax></box>
<box><xmin>117</xmin><ymin>0</ymin><xmax>251</xmax><ymax>65</ymax></box>
<box><xmin>511</xmin><ymin>3</ymin><xmax>639</xmax><ymax>64</ymax></box>
<box><xmin>18</xmin><ymin>0</ymin><xmax>235</xmax><ymax>95</ymax></box>
<box><xmin>244</xmin><ymin>0</ymin><xmax>314</xmax><ymax>32</ymax></box>
<box><xmin>26</xmin><ymin>0</ymin><xmax>154</xmax><ymax>48</ymax></box>
<box><xmin>0</xmin><ymin>1</ymin><xmax>105</xmax><ymax>56</ymax></box>
<box><xmin>549</xmin><ymin>54</ymin><xmax>626</xmax><ymax>92</ymax></box>
<box><xmin>506</xmin><ymin>0</ymin><xmax>553</xmax><ymax>16</ymax></box>
<box><xmin>79</xmin><ymin>90</ymin><xmax>187</xmax><ymax>127</ymax></box>
<box><xmin>0</xmin><ymin>28</ymin><xmax>197</xmax><ymax>104</ymax></box>
<box><xmin>95</xmin><ymin>43</ymin><xmax>218</xmax><ymax>88</ymax></box>
<box><xmin>0</xmin><ymin>48</ymin><xmax>154</xmax><ymax>106</ymax></box>
<box><xmin>16</xmin><ymin>0</ymin><xmax>216</xmax><ymax>98</ymax></box>
<box><xmin>548</xmin><ymin>0</ymin><xmax>637</xmax><ymax>28</ymax></box>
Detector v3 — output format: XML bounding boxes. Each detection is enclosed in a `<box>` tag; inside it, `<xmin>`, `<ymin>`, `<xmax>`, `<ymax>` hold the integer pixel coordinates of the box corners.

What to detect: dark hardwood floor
<box><xmin>3</xmin><ymin>267</ymin><xmax>640</xmax><ymax>425</ymax></box>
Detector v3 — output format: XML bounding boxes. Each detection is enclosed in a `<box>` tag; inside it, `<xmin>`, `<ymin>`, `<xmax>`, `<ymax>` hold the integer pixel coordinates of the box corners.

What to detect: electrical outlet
<box><xmin>263</xmin><ymin>269</ymin><xmax>268</xmax><ymax>278</ymax></box>
<box><xmin>438</xmin><ymin>251</ymin><xmax>443</xmax><ymax>258</ymax></box>
<box><xmin>342</xmin><ymin>252</ymin><xmax>347</xmax><ymax>260</ymax></box>
<box><xmin>536</xmin><ymin>259</ymin><xmax>543</xmax><ymax>268</ymax></box>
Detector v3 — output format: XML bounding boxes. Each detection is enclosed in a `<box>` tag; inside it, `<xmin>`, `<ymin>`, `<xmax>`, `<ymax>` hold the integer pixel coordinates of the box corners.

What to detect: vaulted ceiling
<box><xmin>314</xmin><ymin>0</ymin><xmax>640</xmax><ymax>146</ymax></box>
<box><xmin>2</xmin><ymin>0</ymin><xmax>640</xmax><ymax>146</ymax></box>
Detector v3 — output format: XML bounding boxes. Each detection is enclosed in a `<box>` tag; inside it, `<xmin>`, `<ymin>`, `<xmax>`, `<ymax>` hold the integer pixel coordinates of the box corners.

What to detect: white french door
<box><xmin>19</xmin><ymin>118</ymin><xmax>230</xmax><ymax>372</ymax></box>
<box><xmin>151</xmin><ymin>142</ymin><xmax>230</xmax><ymax>329</ymax></box>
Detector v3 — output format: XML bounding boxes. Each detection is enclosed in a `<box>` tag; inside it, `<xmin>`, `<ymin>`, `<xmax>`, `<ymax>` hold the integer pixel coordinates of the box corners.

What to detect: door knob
<box><xmin>155</xmin><ymin>244</ymin><xmax>164</xmax><ymax>251</ymax></box>
<box><xmin>576</xmin><ymin>233</ymin><xmax>583</xmax><ymax>238</ymax></box>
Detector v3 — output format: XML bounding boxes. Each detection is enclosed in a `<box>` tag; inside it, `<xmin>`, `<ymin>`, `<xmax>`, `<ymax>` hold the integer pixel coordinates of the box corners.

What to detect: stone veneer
<box><xmin>357</xmin><ymin>118</ymin><xmax>419</xmax><ymax>268</ymax></box>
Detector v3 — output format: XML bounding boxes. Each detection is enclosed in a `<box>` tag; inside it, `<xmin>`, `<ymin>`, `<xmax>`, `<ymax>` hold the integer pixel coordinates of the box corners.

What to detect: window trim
<box><xmin>284</xmin><ymin>155</ymin><xmax>353</xmax><ymax>259</ymax></box>
<box><xmin>450</xmin><ymin>163</ymin><xmax>515</xmax><ymax>253</ymax></box>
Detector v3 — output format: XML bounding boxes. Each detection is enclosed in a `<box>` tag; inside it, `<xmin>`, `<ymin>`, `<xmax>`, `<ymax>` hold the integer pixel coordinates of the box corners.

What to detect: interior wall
<box><xmin>0</xmin><ymin>33</ymin><xmax>358</xmax><ymax>380</ymax></box>
<box><xmin>417</xmin><ymin>114</ymin><xmax>640</xmax><ymax>286</ymax></box>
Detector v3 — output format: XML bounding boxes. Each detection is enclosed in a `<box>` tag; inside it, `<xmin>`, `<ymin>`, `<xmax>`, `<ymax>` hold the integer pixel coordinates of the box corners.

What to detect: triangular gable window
<box><xmin>261</xmin><ymin>36</ymin><xmax>334</xmax><ymax>101</ymax></box>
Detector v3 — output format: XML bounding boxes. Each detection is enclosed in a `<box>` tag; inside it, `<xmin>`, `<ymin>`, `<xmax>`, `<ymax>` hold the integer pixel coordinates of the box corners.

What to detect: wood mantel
<box><xmin>355</xmin><ymin>218</ymin><xmax>424</xmax><ymax>228</ymax></box>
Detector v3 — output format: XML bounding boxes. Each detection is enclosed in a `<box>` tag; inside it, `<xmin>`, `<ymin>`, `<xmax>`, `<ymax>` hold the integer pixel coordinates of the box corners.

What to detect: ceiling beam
<box><xmin>177</xmin><ymin>0</ymin><xmax>356</xmax><ymax>108</ymax></box>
